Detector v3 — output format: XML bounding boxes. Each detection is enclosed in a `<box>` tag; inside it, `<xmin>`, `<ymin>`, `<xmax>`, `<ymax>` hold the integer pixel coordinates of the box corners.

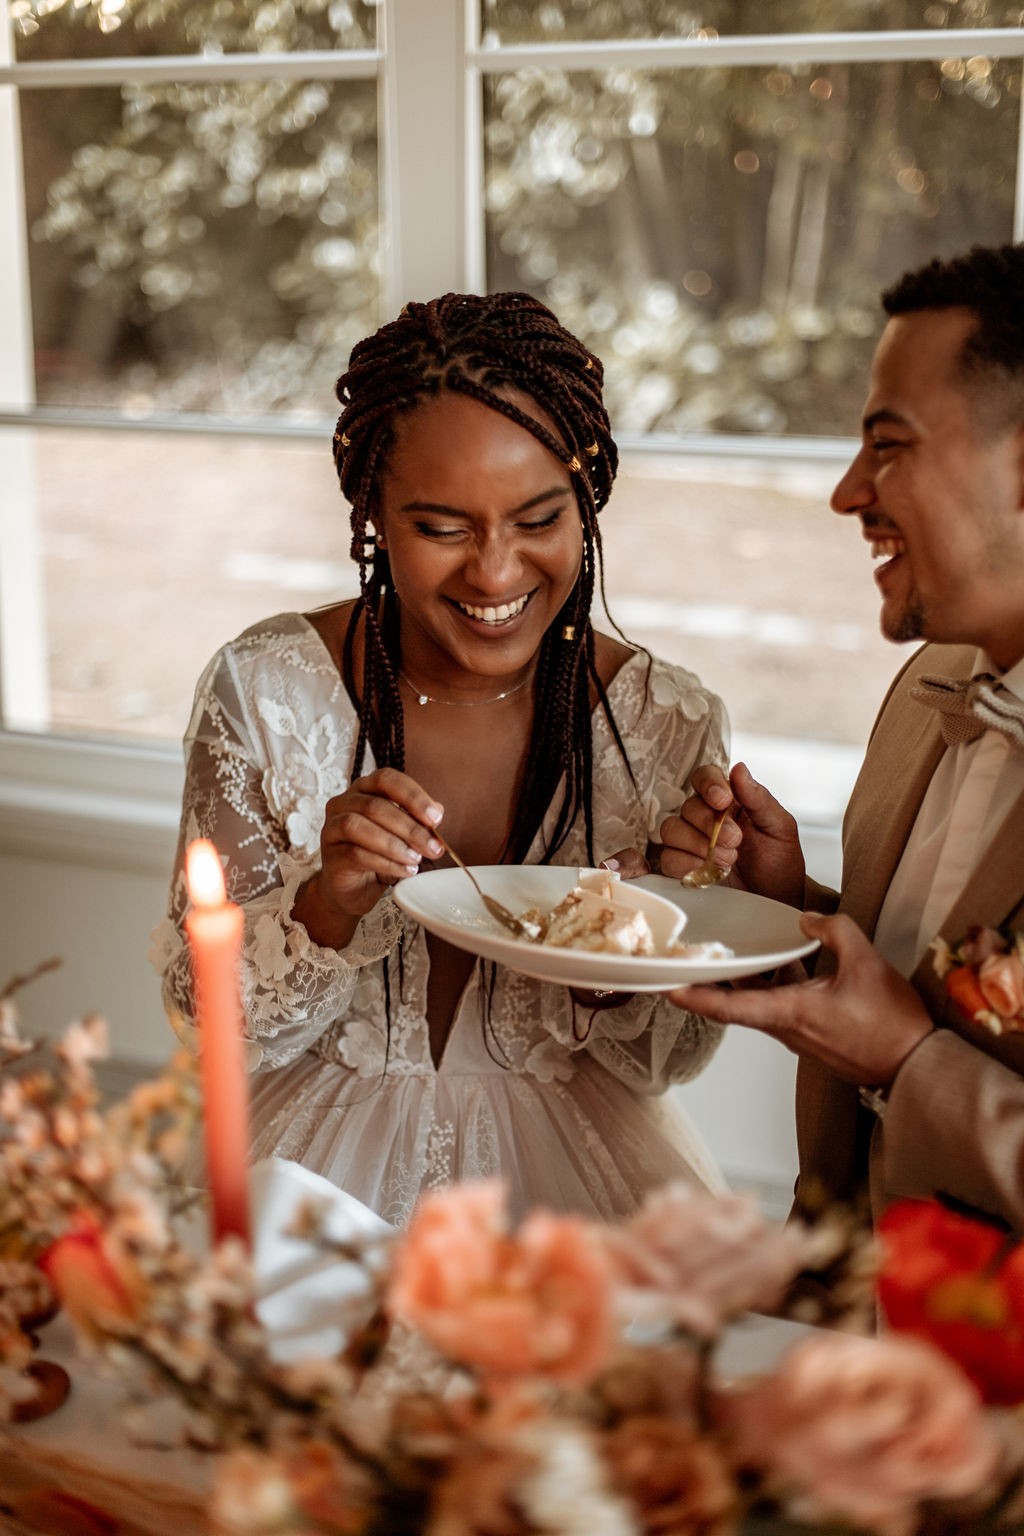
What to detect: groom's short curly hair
<box><xmin>882</xmin><ymin>243</ymin><xmax>1024</xmax><ymax>429</ymax></box>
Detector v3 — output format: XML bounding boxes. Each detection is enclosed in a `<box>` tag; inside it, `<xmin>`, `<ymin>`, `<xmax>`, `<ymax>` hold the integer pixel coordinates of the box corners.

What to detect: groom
<box><xmin>661</xmin><ymin>242</ymin><xmax>1024</xmax><ymax>1233</ymax></box>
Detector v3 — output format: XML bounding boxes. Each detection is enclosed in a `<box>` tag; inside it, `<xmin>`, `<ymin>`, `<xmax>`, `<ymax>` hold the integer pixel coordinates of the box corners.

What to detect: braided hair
<box><xmin>332</xmin><ymin>291</ymin><xmax>629</xmax><ymax>865</ymax></box>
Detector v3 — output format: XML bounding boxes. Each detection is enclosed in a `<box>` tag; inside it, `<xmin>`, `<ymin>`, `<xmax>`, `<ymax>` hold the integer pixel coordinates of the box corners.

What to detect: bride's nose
<box><xmin>463</xmin><ymin>530</ymin><xmax>523</xmax><ymax>593</ymax></box>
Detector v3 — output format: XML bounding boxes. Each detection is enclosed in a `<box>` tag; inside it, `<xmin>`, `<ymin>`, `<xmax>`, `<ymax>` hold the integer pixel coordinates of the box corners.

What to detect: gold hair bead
<box><xmin>584</xmin><ymin>441</ymin><xmax>599</xmax><ymax>456</ymax></box>
<box><xmin>567</xmin><ymin>455</ymin><xmax>582</xmax><ymax>473</ymax></box>
<box><xmin>562</xmin><ymin>624</ymin><xmax>576</xmax><ymax>641</ymax></box>
<box><xmin>340</xmin><ymin>432</ymin><xmax>350</xmax><ymax>448</ymax></box>
<box><xmin>584</xmin><ymin>357</ymin><xmax>593</xmax><ymax>370</ymax></box>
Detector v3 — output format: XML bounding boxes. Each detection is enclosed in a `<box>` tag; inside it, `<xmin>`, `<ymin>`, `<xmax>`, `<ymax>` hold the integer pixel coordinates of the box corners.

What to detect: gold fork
<box><xmin>434</xmin><ymin>834</ymin><xmax>539</xmax><ymax>940</ymax></box>
<box><xmin>681</xmin><ymin>809</ymin><xmax>730</xmax><ymax>889</ymax></box>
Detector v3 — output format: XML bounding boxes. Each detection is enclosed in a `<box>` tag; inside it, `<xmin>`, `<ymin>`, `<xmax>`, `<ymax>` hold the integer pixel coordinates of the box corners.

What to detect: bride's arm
<box><xmin>150</xmin><ymin>643</ymin><xmax>402</xmax><ymax>1071</ymax></box>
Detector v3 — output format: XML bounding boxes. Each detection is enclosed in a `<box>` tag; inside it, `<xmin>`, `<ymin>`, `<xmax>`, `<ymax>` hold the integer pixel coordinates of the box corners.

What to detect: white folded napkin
<box><xmin>250</xmin><ymin>1157</ymin><xmax>394</xmax><ymax>1364</ymax></box>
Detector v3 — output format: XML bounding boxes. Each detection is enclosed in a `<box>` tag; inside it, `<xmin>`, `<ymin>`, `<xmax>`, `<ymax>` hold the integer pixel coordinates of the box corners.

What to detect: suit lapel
<box><xmin>839</xmin><ymin>711</ymin><xmax>945</xmax><ymax>940</ymax></box>
<box><xmin>839</xmin><ymin>643</ymin><xmax>979</xmax><ymax>942</ymax></box>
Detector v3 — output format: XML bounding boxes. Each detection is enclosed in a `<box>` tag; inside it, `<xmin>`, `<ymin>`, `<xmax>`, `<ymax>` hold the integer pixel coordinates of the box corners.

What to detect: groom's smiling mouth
<box><xmin>870</xmin><ymin>537</ymin><xmax>906</xmax><ymax>560</ymax></box>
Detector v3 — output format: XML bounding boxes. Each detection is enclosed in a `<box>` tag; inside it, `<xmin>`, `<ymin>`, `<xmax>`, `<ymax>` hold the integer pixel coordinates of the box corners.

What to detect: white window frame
<box><xmin>1</xmin><ymin>5</ymin><xmax>1023</xmax><ymax>874</ymax></box>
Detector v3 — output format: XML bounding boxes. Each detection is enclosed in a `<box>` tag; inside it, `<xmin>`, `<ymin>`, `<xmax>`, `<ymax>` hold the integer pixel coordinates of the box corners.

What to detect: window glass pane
<box><xmin>8</xmin><ymin>427</ymin><xmax>356</xmax><ymax>742</ymax></box>
<box><xmin>484</xmin><ymin>58</ymin><xmax>1018</xmax><ymax>435</ymax></box>
<box><xmin>482</xmin><ymin>0</ymin><xmax>1015</xmax><ymax>44</ymax></box>
<box><xmin>7</xmin><ymin>426</ymin><xmax>895</xmax><ymax>823</ymax></box>
<box><xmin>13</xmin><ymin>0</ymin><xmax>378</xmax><ymax>59</ymax></box>
<box><xmin>599</xmin><ymin>453</ymin><xmax>897</xmax><ymax>821</ymax></box>
<box><xmin>17</xmin><ymin>79</ymin><xmax>380</xmax><ymax>416</ymax></box>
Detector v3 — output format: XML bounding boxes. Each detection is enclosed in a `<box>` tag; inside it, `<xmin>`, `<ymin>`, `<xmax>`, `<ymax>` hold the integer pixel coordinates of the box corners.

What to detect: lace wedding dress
<box><xmin>151</xmin><ymin>613</ymin><xmax>730</xmax><ymax>1225</ymax></box>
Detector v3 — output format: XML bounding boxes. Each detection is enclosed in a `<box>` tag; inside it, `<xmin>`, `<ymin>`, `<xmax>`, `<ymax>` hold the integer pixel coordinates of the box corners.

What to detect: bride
<box><xmin>151</xmin><ymin>291</ymin><xmax>729</xmax><ymax>1224</ymax></box>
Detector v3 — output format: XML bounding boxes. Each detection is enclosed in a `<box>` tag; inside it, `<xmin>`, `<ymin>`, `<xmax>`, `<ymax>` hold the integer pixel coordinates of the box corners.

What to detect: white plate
<box><xmin>394</xmin><ymin>866</ymin><xmax>818</xmax><ymax>990</ymax></box>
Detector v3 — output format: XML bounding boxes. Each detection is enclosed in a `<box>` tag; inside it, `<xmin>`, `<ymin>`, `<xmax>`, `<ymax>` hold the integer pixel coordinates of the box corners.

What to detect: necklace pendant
<box><xmin>398</xmin><ymin>667</ymin><xmax>531</xmax><ymax>708</ymax></box>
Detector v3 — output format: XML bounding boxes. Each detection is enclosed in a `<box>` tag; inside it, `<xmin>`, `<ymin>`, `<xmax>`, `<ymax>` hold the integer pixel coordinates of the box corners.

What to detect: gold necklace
<box><xmin>398</xmin><ymin>669</ymin><xmax>532</xmax><ymax>707</ymax></box>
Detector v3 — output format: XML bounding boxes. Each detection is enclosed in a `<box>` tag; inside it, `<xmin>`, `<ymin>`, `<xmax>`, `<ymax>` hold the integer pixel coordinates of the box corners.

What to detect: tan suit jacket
<box><xmin>795</xmin><ymin>642</ymin><xmax>1024</xmax><ymax>1232</ymax></box>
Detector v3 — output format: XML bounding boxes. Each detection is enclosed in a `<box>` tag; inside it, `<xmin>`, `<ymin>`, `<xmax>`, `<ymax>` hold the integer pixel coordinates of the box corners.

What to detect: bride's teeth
<box><xmin>870</xmin><ymin>538</ymin><xmax>904</xmax><ymax>559</ymax></box>
<box><xmin>459</xmin><ymin>595</ymin><xmax>528</xmax><ymax>623</ymax></box>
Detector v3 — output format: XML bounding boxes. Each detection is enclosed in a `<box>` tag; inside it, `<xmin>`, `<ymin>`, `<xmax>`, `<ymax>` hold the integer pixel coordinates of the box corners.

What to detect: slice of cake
<box><xmin>532</xmin><ymin>868</ymin><xmax>659</xmax><ymax>956</ymax></box>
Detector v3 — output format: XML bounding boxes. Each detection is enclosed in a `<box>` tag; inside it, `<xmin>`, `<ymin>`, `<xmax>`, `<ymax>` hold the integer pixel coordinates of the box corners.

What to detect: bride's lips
<box><xmin>444</xmin><ymin>591</ymin><xmax>535</xmax><ymax>628</ymax></box>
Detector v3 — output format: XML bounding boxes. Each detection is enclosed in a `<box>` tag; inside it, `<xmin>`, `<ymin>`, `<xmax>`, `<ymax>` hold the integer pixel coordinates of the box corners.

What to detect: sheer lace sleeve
<box><xmin>149</xmin><ymin>622</ymin><xmax>403</xmax><ymax>1071</ymax></box>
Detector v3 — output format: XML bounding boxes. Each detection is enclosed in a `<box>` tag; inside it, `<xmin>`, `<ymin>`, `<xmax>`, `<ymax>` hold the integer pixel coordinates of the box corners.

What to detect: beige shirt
<box><xmin>874</xmin><ymin>651</ymin><xmax>1024</xmax><ymax>977</ymax></box>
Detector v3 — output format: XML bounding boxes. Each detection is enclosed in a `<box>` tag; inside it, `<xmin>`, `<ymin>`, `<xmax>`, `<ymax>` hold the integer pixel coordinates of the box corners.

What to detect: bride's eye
<box><xmin>520</xmin><ymin>507</ymin><xmax>564</xmax><ymax>531</ymax></box>
<box><xmin>414</xmin><ymin>522</ymin><xmax>463</xmax><ymax>539</ymax></box>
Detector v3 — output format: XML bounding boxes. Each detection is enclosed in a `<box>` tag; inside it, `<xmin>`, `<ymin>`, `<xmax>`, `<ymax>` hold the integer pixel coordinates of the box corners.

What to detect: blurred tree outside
<box><xmin>14</xmin><ymin>0</ymin><xmax>381</xmax><ymax>417</ymax></box>
<box><xmin>483</xmin><ymin>0</ymin><xmax>1021</xmax><ymax>434</ymax></box>
<box><xmin>484</xmin><ymin>0</ymin><xmax>1024</xmax><ymax>42</ymax></box>
<box><xmin>10</xmin><ymin>0</ymin><xmax>1017</xmax><ymax>753</ymax></box>
<box><xmin>8</xmin><ymin>0</ymin><xmax>1023</xmax><ymax>432</ymax></box>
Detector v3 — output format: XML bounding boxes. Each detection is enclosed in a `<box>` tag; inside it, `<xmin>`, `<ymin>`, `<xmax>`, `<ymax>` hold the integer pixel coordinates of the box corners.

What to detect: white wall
<box><xmin>0</xmin><ymin>848</ymin><xmax>173</xmax><ymax>1062</ymax></box>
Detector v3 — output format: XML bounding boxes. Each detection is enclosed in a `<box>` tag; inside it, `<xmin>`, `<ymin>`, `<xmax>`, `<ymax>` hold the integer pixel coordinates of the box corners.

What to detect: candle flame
<box><xmin>186</xmin><ymin>839</ymin><xmax>227</xmax><ymax>909</ymax></box>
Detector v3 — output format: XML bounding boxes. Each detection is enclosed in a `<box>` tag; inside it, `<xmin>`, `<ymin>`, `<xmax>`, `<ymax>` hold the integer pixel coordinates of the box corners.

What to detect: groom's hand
<box><xmin>661</xmin><ymin>762</ymin><xmax>806</xmax><ymax>909</ymax></box>
<box><xmin>667</xmin><ymin>912</ymin><xmax>934</xmax><ymax>1089</ymax></box>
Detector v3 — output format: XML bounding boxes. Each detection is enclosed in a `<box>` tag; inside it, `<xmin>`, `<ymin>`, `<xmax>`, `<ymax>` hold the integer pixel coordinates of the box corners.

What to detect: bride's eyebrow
<box><xmin>399</xmin><ymin>486</ymin><xmax>570</xmax><ymax>516</ymax></box>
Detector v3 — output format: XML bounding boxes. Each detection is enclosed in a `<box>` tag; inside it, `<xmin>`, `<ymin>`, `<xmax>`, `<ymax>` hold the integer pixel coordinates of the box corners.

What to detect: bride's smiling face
<box><xmin>375</xmin><ymin>389</ymin><xmax>584</xmax><ymax>687</ymax></box>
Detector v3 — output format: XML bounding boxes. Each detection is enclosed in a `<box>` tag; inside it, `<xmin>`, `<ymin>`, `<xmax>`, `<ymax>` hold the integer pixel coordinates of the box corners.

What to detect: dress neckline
<box><xmin>293</xmin><ymin>609</ymin><xmax>650</xmax><ymax>722</ymax></box>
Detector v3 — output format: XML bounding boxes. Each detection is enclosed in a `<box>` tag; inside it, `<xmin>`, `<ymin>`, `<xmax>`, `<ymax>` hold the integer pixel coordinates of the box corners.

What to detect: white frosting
<box><xmin>541</xmin><ymin>869</ymin><xmax>657</xmax><ymax>956</ymax></box>
<box><xmin>670</xmin><ymin>939</ymin><xmax>735</xmax><ymax>961</ymax></box>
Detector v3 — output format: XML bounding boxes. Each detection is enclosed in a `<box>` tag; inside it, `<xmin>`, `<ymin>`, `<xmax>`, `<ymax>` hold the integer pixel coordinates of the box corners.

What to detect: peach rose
<box><xmin>599</xmin><ymin>1183</ymin><xmax>813</xmax><ymax>1338</ymax></box>
<box><xmin>726</xmin><ymin>1333</ymin><xmax>1000</xmax><ymax>1536</ymax></box>
<box><xmin>389</xmin><ymin>1181</ymin><xmax>613</xmax><ymax>1387</ymax></box>
<box><xmin>978</xmin><ymin>951</ymin><xmax>1024</xmax><ymax>1022</ymax></box>
<box><xmin>40</xmin><ymin>1215</ymin><xmax>146</xmax><ymax>1342</ymax></box>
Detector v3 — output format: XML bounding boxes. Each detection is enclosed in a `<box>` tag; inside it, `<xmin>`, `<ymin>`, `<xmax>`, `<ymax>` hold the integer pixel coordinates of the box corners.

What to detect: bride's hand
<box><xmin>294</xmin><ymin>768</ymin><xmax>444</xmax><ymax>947</ymax></box>
<box><xmin>601</xmin><ymin>847</ymin><xmax>650</xmax><ymax>880</ymax></box>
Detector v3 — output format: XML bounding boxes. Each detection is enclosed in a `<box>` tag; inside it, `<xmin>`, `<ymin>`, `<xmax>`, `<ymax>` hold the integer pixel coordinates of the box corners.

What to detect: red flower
<box><xmin>944</xmin><ymin>965</ymin><xmax>991</xmax><ymax>1023</ymax></box>
<box><xmin>39</xmin><ymin>1214</ymin><xmax>146</xmax><ymax>1342</ymax></box>
<box><xmin>878</xmin><ymin>1199</ymin><xmax>1024</xmax><ymax>1405</ymax></box>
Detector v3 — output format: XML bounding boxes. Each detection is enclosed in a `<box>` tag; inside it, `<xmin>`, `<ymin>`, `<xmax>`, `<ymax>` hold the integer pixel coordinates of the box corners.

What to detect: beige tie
<box><xmin>910</xmin><ymin>672</ymin><xmax>1024</xmax><ymax>750</ymax></box>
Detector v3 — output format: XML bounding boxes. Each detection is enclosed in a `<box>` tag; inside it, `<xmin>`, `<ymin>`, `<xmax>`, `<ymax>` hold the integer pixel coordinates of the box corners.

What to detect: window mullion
<box><xmin>0</xmin><ymin>50</ymin><xmax>379</xmax><ymax>88</ymax></box>
<box><xmin>0</xmin><ymin>13</ymin><xmax>48</xmax><ymax>731</ymax></box>
<box><xmin>463</xmin><ymin>0</ymin><xmax>485</xmax><ymax>294</ymax></box>
<box><xmin>381</xmin><ymin>0</ymin><xmax>466</xmax><ymax>311</ymax></box>
<box><xmin>470</xmin><ymin>28</ymin><xmax>1024</xmax><ymax>73</ymax></box>
<box><xmin>1015</xmin><ymin>67</ymin><xmax>1024</xmax><ymax>242</ymax></box>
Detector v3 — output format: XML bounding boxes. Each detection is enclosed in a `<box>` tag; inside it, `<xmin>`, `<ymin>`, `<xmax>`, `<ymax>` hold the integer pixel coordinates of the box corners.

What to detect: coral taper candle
<box><xmin>184</xmin><ymin>838</ymin><xmax>251</xmax><ymax>1248</ymax></box>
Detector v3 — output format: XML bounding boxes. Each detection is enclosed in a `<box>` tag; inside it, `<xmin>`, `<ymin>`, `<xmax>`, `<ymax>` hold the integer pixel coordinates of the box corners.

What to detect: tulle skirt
<box><xmin>245</xmin><ymin>1046</ymin><xmax>724</xmax><ymax>1227</ymax></box>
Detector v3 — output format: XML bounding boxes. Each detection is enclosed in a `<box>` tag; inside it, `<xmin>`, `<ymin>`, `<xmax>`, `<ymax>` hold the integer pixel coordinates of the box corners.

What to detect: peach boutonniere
<box><xmin>931</xmin><ymin>925</ymin><xmax>1024</xmax><ymax>1035</ymax></box>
